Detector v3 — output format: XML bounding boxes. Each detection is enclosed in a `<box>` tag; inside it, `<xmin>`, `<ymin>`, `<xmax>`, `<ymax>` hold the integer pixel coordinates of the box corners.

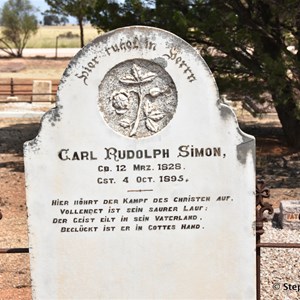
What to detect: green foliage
<box><xmin>88</xmin><ymin>0</ymin><xmax>189</xmax><ymax>37</ymax></box>
<box><xmin>45</xmin><ymin>0</ymin><xmax>93</xmax><ymax>20</ymax></box>
<box><xmin>87</xmin><ymin>0</ymin><xmax>154</xmax><ymax>31</ymax></box>
<box><xmin>43</xmin><ymin>14</ymin><xmax>68</xmax><ymax>26</ymax></box>
<box><xmin>195</xmin><ymin>0</ymin><xmax>300</xmax><ymax>147</ymax></box>
<box><xmin>0</xmin><ymin>0</ymin><xmax>38</xmax><ymax>57</ymax></box>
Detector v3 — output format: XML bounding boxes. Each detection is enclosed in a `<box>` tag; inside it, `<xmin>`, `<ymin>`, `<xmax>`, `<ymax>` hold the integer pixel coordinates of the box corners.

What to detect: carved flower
<box><xmin>111</xmin><ymin>90</ymin><xmax>130</xmax><ymax>114</ymax></box>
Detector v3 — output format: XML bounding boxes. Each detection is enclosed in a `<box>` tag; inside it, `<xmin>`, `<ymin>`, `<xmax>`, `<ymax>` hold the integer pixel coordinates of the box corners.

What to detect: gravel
<box><xmin>260</xmin><ymin>221</ymin><xmax>300</xmax><ymax>300</ymax></box>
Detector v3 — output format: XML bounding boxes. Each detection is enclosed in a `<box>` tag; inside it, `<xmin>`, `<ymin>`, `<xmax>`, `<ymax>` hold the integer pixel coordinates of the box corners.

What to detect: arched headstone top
<box><xmin>32</xmin><ymin>26</ymin><xmax>252</xmax><ymax>148</ymax></box>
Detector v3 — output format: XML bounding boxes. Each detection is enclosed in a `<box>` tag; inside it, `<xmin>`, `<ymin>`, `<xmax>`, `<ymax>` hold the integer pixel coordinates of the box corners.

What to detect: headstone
<box><xmin>32</xmin><ymin>80</ymin><xmax>52</xmax><ymax>102</ymax></box>
<box><xmin>6</xmin><ymin>96</ymin><xmax>18</xmax><ymax>101</ymax></box>
<box><xmin>24</xmin><ymin>26</ymin><xmax>256</xmax><ymax>299</ymax></box>
<box><xmin>279</xmin><ymin>200</ymin><xmax>300</xmax><ymax>229</ymax></box>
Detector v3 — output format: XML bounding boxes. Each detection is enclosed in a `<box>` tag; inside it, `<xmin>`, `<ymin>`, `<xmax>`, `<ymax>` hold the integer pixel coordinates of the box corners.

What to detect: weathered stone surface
<box><xmin>32</xmin><ymin>80</ymin><xmax>52</xmax><ymax>102</ymax></box>
<box><xmin>24</xmin><ymin>26</ymin><xmax>256</xmax><ymax>299</ymax></box>
<box><xmin>279</xmin><ymin>200</ymin><xmax>300</xmax><ymax>229</ymax></box>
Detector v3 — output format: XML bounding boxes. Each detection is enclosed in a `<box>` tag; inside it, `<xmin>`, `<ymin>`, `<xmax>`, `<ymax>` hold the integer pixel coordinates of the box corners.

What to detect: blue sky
<box><xmin>31</xmin><ymin>0</ymin><xmax>50</xmax><ymax>18</ymax></box>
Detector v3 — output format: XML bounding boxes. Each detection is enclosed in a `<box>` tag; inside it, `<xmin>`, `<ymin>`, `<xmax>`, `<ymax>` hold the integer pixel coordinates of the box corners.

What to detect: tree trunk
<box><xmin>78</xmin><ymin>18</ymin><xmax>84</xmax><ymax>48</ymax></box>
<box><xmin>16</xmin><ymin>50</ymin><xmax>23</xmax><ymax>57</ymax></box>
<box><xmin>273</xmin><ymin>91</ymin><xmax>300</xmax><ymax>149</ymax></box>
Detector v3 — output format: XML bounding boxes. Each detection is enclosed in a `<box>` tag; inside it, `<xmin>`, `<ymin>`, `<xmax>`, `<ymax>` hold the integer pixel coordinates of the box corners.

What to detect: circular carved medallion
<box><xmin>98</xmin><ymin>59</ymin><xmax>177</xmax><ymax>138</ymax></box>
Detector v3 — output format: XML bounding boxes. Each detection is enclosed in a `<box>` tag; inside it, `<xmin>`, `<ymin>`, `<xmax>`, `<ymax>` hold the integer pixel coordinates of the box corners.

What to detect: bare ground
<box><xmin>0</xmin><ymin>58</ymin><xmax>299</xmax><ymax>299</ymax></box>
<box><xmin>0</xmin><ymin>57</ymin><xmax>68</xmax><ymax>298</ymax></box>
<box><xmin>0</xmin><ymin>57</ymin><xmax>69</xmax><ymax>79</ymax></box>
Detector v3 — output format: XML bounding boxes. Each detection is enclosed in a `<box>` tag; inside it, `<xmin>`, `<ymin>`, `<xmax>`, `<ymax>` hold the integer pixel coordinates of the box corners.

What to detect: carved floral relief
<box><xmin>99</xmin><ymin>59</ymin><xmax>178</xmax><ymax>138</ymax></box>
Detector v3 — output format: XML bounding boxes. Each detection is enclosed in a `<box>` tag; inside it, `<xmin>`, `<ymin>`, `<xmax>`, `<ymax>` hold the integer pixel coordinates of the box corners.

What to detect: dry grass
<box><xmin>27</xmin><ymin>25</ymin><xmax>101</xmax><ymax>48</ymax></box>
<box><xmin>0</xmin><ymin>25</ymin><xmax>101</xmax><ymax>48</ymax></box>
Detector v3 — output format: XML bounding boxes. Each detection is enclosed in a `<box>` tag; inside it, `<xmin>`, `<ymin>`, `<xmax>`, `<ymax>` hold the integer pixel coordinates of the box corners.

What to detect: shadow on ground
<box><xmin>0</xmin><ymin>123</ymin><xmax>40</xmax><ymax>155</ymax></box>
<box><xmin>241</xmin><ymin>122</ymin><xmax>300</xmax><ymax>189</ymax></box>
<box><xmin>0</xmin><ymin>123</ymin><xmax>40</xmax><ymax>172</ymax></box>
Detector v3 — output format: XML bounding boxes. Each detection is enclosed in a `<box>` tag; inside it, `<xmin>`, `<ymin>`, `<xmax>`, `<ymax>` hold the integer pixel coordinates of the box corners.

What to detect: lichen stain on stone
<box><xmin>236</xmin><ymin>135</ymin><xmax>255</xmax><ymax>165</ymax></box>
<box><xmin>24</xmin><ymin>136</ymin><xmax>41</xmax><ymax>153</ymax></box>
<box><xmin>58</xmin><ymin>59</ymin><xmax>81</xmax><ymax>89</ymax></box>
<box><xmin>152</xmin><ymin>57</ymin><xmax>167</xmax><ymax>68</ymax></box>
<box><xmin>47</xmin><ymin>105</ymin><xmax>62</xmax><ymax>127</ymax></box>
<box><xmin>218</xmin><ymin>102</ymin><xmax>255</xmax><ymax>165</ymax></box>
<box><xmin>25</xmin><ymin>104</ymin><xmax>63</xmax><ymax>154</ymax></box>
<box><xmin>219</xmin><ymin>102</ymin><xmax>234</xmax><ymax>121</ymax></box>
<box><xmin>58</xmin><ymin>46</ymin><xmax>91</xmax><ymax>88</ymax></box>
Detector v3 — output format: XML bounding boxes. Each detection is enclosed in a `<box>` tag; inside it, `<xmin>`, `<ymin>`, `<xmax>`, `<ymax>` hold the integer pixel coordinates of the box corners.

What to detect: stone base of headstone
<box><xmin>32</xmin><ymin>80</ymin><xmax>52</xmax><ymax>102</ymax></box>
<box><xmin>279</xmin><ymin>200</ymin><xmax>300</xmax><ymax>229</ymax></box>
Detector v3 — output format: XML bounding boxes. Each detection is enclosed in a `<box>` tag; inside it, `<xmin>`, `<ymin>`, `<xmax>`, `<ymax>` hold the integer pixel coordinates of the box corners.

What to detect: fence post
<box><xmin>10</xmin><ymin>78</ymin><xmax>14</xmax><ymax>96</ymax></box>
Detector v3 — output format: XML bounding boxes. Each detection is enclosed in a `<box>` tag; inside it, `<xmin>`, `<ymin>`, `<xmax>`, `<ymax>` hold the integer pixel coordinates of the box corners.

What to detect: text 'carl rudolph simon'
<box><xmin>58</xmin><ymin>145</ymin><xmax>225</xmax><ymax>162</ymax></box>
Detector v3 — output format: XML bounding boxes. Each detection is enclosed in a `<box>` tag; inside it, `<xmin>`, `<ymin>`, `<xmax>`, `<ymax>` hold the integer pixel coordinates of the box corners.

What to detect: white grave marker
<box><xmin>32</xmin><ymin>80</ymin><xmax>52</xmax><ymax>102</ymax></box>
<box><xmin>279</xmin><ymin>200</ymin><xmax>300</xmax><ymax>229</ymax></box>
<box><xmin>25</xmin><ymin>26</ymin><xmax>256</xmax><ymax>299</ymax></box>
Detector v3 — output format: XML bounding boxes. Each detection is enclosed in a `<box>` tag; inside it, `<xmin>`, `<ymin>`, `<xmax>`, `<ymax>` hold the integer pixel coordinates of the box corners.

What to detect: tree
<box><xmin>88</xmin><ymin>0</ymin><xmax>153</xmax><ymax>31</ymax></box>
<box><xmin>60</xmin><ymin>16</ymin><xmax>69</xmax><ymax>25</ymax></box>
<box><xmin>88</xmin><ymin>0</ymin><xmax>300</xmax><ymax>148</ymax></box>
<box><xmin>153</xmin><ymin>0</ymin><xmax>190</xmax><ymax>38</ymax></box>
<box><xmin>188</xmin><ymin>0</ymin><xmax>300</xmax><ymax>149</ymax></box>
<box><xmin>43</xmin><ymin>14</ymin><xmax>69</xmax><ymax>25</ymax></box>
<box><xmin>43</xmin><ymin>14</ymin><xmax>60</xmax><ymax>26</ymax></box>
<box><xmin>0</xmin><ymin>0</ymin><xmax>38</xmax><ymax>57</ymax></box>
<box><xmin>45</xmin><ymin>0</ymin><xmax>94</xmax><ymax>47</ymax></box>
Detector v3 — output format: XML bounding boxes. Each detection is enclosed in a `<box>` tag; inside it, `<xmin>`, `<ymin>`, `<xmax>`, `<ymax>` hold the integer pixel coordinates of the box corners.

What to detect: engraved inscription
<box><xmin>163</xmin><ymin>47</ymin><xmax>196</xmax><ymax>82</ymax></box>
<box><xmin>75</xmin><ymin>56</ymin><xmax>100</xmax><ymax>85</ymax></box>
<box><xmin>105</xmin><ymin>36</ymin><xmax>156</xmax><ymax>56</ymax></box>
<box><xmin>99</xmin><ymin>59</ymin><xmax>177</xmax><ymax>138</ymax></box>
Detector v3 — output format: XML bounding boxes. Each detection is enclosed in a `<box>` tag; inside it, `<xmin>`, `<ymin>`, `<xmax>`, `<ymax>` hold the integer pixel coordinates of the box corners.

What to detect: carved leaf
<box><xmin>119</xmin><ymin>74</ymin><xmax>138</xmax><ymax>84</ymax></box>
<box><xmin>132</xmin><ymin>64</ymin><xmax>141</xmax><ymax>81</ymax></box>
<box><xmin>146</xmin><ymin>118</ymin><xmax>159</xmax><ymax>132</ymax></box>
<box><xmin>120</xmin><ymin>64</ymin><xmax>157</xmax><ymax>84</ymax></box>
<box><xmin>148</xmin><ymin>110</ymin><xmax>165</xmax><ymax>121</ymax></box>
<box><xmin>119</xmin><ymin>119</ymin><xmax>131</xmax><ymax>128</ymax></box>
<box><xmin>140</xmin><ymin>71</ymin><xmax>157</xmax><ymax>83</ymax></box>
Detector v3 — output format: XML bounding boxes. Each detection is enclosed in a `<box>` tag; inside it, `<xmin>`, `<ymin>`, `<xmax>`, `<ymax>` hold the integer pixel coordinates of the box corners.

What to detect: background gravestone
<box><xmin>279</xmin><ymin>200</ymin><xmax>300</xmax><ymax>229</ymax></box>
<box><xmin>32</xmin><ymin>80</ymin><xmax>52</xmax><ymax>102</ymax></box>
<box><xmin>24</xmin><ymin>26</ymin><xmax>256</xmax><ymax>299</ymax></box>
